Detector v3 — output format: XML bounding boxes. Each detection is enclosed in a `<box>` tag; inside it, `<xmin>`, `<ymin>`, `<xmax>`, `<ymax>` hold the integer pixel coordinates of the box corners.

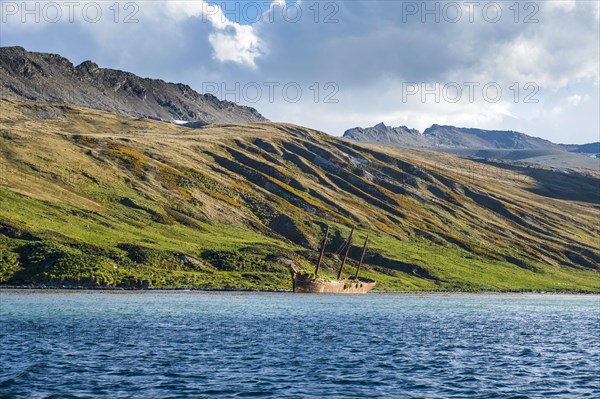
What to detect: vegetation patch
<box><xmin>105</xmin><ymin>144</ymin><xmax>148</xmax><ymax>177</ymax></box>
<box><xmin>201</xmin><ymin>249</ymin><xmax>288</xmax><ymax>274</ymax></box>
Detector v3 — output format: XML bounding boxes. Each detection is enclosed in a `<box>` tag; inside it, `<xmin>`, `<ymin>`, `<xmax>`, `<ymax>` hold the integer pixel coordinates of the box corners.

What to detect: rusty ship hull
<box><xmin>286</xmin><ymin>224</ymin><xmax>376</xmax><ymax>294</ymax></box>
<box><xmin>292</xmin><ymin>273</ymin><xmax>376</xmax><ymax>294</ymax></box>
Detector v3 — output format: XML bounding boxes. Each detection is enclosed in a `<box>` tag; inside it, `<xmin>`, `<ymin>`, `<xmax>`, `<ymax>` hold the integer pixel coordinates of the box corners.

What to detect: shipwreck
<box><xmin>290</xmin><ymin>225</ymin><xmax>377</xmax><ymax>294</ymax></box>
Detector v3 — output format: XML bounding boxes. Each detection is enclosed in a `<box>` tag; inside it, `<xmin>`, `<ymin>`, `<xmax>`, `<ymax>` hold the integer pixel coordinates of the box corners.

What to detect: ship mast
<box><xmin>314</xmin><ymin>225</ymin><xmax>329</xmax><ymax>276</ymax></box>
<box><xmin>337</xmin><ymin>226</ymin><xmax>355</xmax><ymax>280</ymax></box>
<box><xmin>354</xmin><ymin>235</ymin><xmax>369</xmax><ymax>279</ymax></box>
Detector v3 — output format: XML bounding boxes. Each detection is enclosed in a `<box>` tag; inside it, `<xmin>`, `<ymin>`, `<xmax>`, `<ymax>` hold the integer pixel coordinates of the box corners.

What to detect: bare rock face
<box><xmin>343</xmin><ymin>123</ymin><xmax>599</xmax><ymax>170</ymax></box>
<box><xmin>343</xmin><ymin>122</ymin><xmax>430</xmax><ymax>147</ymax></box>
<box><xmin>0</xmin><ymin>46</ymin><xmax>268</xmax><ymax>125</ymax></box>
<box><xmin>343</xmin><ymin>122</ymin><xmax>562</xmax><ymax>150</ymax></box>
<box><xmin>421</xmin><ymin>124</ymin><xmax>562</xmax><ymax>150</ymax></box>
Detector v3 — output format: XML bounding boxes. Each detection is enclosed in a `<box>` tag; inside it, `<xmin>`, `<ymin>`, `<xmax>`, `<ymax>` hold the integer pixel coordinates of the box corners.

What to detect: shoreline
<box><xmin>1</xmin><ymin>286</ymin><xmax>599</xmax><ymax>295</ymax></box>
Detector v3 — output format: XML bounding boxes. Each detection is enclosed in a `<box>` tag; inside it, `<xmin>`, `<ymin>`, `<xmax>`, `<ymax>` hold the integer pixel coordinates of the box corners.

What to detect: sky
<box><xmin>1</xmin><ymin>0</ymin><xmax>599</xmax><ymax>144</ymax></box>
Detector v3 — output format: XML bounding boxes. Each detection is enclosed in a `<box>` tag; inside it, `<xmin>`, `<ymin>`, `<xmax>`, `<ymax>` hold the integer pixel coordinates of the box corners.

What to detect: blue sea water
<box><xmin>0</xmin><ymin>292</ymin><xmax>598</xmax><ymax>398</ymax></box>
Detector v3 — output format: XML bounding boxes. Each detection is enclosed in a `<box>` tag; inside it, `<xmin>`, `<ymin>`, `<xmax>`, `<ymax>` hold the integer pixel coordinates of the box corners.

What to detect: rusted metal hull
<box><xmin>292</xmin><ymin>274</ymin><xmax>376</xmax><ymax>294</ymax></box>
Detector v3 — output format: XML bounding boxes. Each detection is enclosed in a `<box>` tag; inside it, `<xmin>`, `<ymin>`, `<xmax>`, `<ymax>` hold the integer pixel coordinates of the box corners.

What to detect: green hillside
<box><xmin>1</xmin><ymin>99</ymin><xmax>598</xmax><ymax>291</ymax></box>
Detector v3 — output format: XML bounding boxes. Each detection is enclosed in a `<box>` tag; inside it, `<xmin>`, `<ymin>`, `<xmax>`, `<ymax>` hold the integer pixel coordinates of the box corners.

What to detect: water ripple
<box><xmin>1</xmin><ymin>292</ymin><xmax>599</xmax><ymax>398</ymax></box>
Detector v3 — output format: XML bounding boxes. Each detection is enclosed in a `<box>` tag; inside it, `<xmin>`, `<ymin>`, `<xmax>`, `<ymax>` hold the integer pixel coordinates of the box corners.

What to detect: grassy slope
<box><xmin>0</xmin><ymin>99</ymin><xmax>598</xmax><ymax>291</ymax></box>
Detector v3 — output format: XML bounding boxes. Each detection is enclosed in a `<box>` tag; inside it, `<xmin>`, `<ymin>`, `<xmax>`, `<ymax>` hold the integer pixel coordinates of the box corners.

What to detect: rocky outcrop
<box><xmin>343</xmin><ymin>122</ymin><xmax>429</xmax><ymax>146</ymax></box>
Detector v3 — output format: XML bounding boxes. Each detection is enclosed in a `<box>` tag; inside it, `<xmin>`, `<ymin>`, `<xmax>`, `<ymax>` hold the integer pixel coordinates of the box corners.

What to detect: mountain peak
<box><xmin>76</xmin><ymin>60</ymin><xmax>100</xmax><ymax>74</ymax></box>
<box><xmin>343</xmin><ymin>123</ymin><xmax>426</xmax><ymax>146</ymax></box>
<box><xmin>3</xmin><ymin>45</ymin><xmax>26</xmax><ymax>53</ymax></box>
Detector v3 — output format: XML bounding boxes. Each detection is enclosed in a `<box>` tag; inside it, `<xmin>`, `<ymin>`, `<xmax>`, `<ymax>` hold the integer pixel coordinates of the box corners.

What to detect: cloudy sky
<box><xmin>1</xmin><ymin>0</ymin><xmax>598</xmax><ymax>143</ymax></box>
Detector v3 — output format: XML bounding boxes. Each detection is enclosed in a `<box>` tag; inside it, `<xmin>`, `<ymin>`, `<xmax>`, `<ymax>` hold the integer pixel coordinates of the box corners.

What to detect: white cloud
<box><xmin>270</xmin><ymin>0</ymin><xmax>287</xmax><ymax>9</ymax></box>
<box><xmin>565</xmin><ymin>94</ymin><xmax>590</xmax><ymax>108</ymax></box>
<box><xmin>486</xmin><ymin>38</ymin><xmax>597</xmax><ymax>89</ymax></box>
<box><xmin>208</xmin><ymin>25</ymin><xmax>263</xmax><ymax>68</ymax></box>
<box><xmin>567</xmin><ymin>95</ymin><xmax>582</xmax><ymax>107</ymax></box>
<box><xmin>165</xmin><ymin>1</ymin><xmax>264</xmax><ymax>68</ymax></box>
<box><xmin>165</xmin><ymin>0</ymin><xmax>205</xmax><ymax>19</ymax></box>
<box><xmin>544</xmin><ymin>0</ymin><xmax>577</xmax><ymax>13</ymax></box>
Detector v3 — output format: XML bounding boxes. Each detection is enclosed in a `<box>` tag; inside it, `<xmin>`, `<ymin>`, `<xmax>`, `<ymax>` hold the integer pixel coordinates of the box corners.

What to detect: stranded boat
<box><xmin>291</xmin><ymin>226</ymin><xmax>377</xmax><ymax>294</ymax></box>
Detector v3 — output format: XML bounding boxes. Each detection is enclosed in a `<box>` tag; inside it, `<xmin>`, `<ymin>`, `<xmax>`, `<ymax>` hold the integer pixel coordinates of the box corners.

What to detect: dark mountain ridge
<box><xmin>559</xmin><ymin>142</ymin><xmax>600</xmax><ymax>154</ymax></box>
<box><xmin>344</xmin><ymin>122</ymin><xmax>576</xmax><ymax>150</ymax></box>
<box><xmin>421</xmin><ymin>124</ymin><xmax>562</xmax><ymax>150</ymax></box>
<box><xmin>0</xmin><ymin>46</ymin><xmax>267</xmax><ymax>125</ymax></box>
<box><xmin>343</xmin><ymin>123</ymin><xmax>599</xmax><ymax>169</ymax></box>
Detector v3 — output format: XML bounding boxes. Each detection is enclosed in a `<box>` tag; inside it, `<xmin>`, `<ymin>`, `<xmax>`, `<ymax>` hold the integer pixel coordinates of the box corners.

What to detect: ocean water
<box><xmin>0</xmin><ymin>292</ymin><xmax>598</xmax><ymax>398</ymax></box>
